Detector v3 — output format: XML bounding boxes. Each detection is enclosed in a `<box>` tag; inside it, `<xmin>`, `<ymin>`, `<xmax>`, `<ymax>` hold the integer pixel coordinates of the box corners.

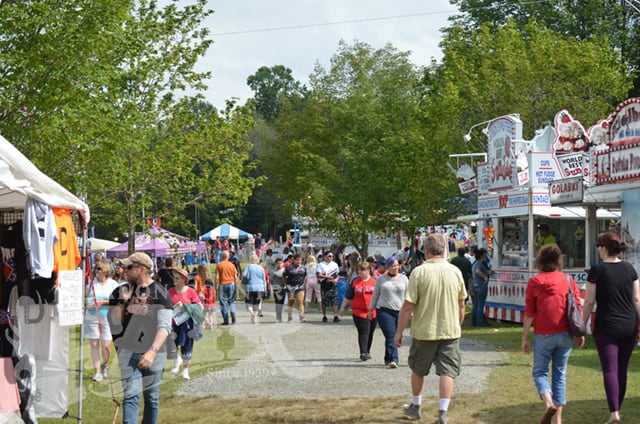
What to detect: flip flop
<box><xmin>540</xmin><ymin>406</ymin><xmax>557</xmax><ymax>424</ymax></box>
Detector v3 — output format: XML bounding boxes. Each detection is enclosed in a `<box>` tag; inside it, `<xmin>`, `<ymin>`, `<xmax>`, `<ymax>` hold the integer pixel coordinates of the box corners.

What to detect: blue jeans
<box><xmin>219</xmin><ymin>284</ymin><xmax>236</xmax><ymax>324</ymax></box>
<box><xmin>472</xmin><ymin>283</ymin><xmax>488</xmax><ymax>326</ymax></box>
<box><xmin>532</xmin><ymin>332</ymin><xmax>573</xmax><ymax>406</ymax></box>
<box><xmin>376</xmin><ymin>308</ymin><xmax>399</xmax><ymax>364</ymax></box>
<box><xmin>118</xmin><ymin>349</ymin><xmax>166</xmax><ymax>424</ymax></box>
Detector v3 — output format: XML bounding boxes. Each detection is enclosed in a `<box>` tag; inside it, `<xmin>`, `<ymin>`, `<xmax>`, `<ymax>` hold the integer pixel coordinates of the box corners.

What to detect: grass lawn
<box><xmin>40</xmin><ymin>309</ymin><xmax>640</xmax><ymax>423</ymax></box>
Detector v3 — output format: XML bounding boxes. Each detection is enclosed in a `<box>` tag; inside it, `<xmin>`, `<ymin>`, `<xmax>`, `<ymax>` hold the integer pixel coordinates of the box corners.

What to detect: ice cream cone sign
<box><xmin>483</xmin><ymin>219</ymin><xmax>496</xmax><ymax>252</ymax></box>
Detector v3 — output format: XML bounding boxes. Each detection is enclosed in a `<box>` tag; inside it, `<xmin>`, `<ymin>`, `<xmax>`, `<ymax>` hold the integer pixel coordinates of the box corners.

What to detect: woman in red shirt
<box><xmin>521</xmin><ymin>244</ymin><xmax>585</xmax><ymax>424</ymax></box>
<box><xmin>339</xmin><ymin>262</ymin><xmax>377</xmax><ymax>361</ymax></box>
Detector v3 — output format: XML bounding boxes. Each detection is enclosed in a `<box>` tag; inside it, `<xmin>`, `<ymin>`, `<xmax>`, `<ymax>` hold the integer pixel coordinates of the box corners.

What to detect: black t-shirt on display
<box><xmin>587</xmin><ymin>261</ymin><xmax>638</xmax><ymax>339</ymax></box>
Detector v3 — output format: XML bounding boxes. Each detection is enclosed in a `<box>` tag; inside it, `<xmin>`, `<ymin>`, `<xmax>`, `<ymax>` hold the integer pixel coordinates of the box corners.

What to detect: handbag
<box><xmin>565</xmin><ymin>273</ymin><xmax>586</xmax><ymax>337</ymax></box>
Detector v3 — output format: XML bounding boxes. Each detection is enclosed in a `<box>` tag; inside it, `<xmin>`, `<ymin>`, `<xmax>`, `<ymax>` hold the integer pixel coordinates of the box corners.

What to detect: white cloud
<box><xmin>189</xmin><ymin>0</ymin><xmax>457</xmax><ymax>109</ymax></box>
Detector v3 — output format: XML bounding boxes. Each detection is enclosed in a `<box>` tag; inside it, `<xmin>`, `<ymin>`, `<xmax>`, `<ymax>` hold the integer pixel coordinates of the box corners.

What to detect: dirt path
<box><xmin>178</xmin><ymin>306</ymin><xmax>506</xmax><ymax>399</ymax></box>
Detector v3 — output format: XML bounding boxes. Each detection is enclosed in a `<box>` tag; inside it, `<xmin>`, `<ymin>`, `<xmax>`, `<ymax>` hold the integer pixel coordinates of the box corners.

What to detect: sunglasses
<box><xmin>94</xmin><ymin>268</ymin><xmax>103</xmax><ymax>271</ymax></box>
<box><xmin>126</xmin><ymin>264</ymin><xmax>141</xmax><ymax>270</ymax></box>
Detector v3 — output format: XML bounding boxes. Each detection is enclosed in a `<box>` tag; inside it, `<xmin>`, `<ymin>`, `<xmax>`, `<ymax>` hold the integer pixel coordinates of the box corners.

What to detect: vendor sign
<box><xmin>487</xmin><ymin>116</ymin><xmax>522</xmax><ymax>192</ymax></box>
<box><xmin>610</xmin><ymin>98</ymin><xmax>640</xmax><ymax>146</ymax></box>
<box><xmin>456</xmin><ymin>162</ymin><xmax>477</xmax><ymax>194</ymax></box>
<box><xmin>549</xmin><ymin>177</ymin><xmax>583</xmax><ymax>205</ymax></box>
<box><xmin>552</xmin><ymin>110</ymin><xmax>591</xmax><ymax>184</ymax></box>
<box><xmin>592</xmin><ymin>98</ymin><xmax>640</xmax><ymax>186</ymax></box>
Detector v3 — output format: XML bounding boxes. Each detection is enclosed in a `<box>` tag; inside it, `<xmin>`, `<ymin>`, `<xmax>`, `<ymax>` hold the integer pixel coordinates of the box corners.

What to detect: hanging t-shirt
<box><xmin>52</xmin><ymin>207</ymin><xmax>81</xmax><ymax>284</ymax></box>
<box><xmin>23</xmin><ymin>199</ymin><xmax>57</xmax><ymax>279</ymax></box>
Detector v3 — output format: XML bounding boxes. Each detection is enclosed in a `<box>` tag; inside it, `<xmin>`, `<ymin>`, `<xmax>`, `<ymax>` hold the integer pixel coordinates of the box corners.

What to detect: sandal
<box><xmin>540</xmin><ymin>406</ymin><xmax>557</xmax><ymax>424</ymax></box>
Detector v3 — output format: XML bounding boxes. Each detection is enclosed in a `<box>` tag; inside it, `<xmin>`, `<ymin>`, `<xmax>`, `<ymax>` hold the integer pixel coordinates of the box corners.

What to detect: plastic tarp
<box><xmin>200</xmin><ymin>223</ymin><xmax>249</xmax><ymax>240</ymax></box>
<box><xmin>106</xmin><ymin>226</ymin><xmax>207</xmax><ymax>258</ymax></box>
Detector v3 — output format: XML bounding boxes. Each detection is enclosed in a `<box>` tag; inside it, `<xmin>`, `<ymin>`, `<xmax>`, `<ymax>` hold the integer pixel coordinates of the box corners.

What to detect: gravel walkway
<box><xmin>177</xmin><ymin>305</ymin><xmax>506</xmax><ymax>399</ymax></box>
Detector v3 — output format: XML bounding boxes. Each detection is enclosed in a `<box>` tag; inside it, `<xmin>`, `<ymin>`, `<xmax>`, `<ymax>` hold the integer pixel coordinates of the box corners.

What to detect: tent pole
<box><xmin>78</xmin><ymin>229</ymin><xmax>88</xmax><ymax>423</ymax></box>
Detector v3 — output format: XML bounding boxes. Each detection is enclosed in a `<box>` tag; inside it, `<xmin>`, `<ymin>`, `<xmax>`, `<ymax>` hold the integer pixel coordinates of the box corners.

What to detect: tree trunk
<box><xmin>360</xmin><ymin>232</ymin><xmax>369</xmax><ymax>259</ymax></box>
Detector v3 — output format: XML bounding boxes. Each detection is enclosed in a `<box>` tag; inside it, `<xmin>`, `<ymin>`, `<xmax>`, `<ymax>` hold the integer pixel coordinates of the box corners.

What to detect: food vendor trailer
<box><xmin>583</xmin><ymin>98</ymin><xmax>640</xmax><ymax>272</ymax></box>
<box><xmin>458</xmin><ymin>113</ymin><xmax>619</xmax><ymax>322</ymax></box>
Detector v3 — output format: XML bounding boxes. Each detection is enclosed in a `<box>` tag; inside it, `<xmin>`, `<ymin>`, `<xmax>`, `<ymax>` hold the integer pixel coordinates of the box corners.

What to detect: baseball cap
<box><xmin>121</xmin><ymin>252</ymin><xmax>153</xmax><ymax>269</ymax></box>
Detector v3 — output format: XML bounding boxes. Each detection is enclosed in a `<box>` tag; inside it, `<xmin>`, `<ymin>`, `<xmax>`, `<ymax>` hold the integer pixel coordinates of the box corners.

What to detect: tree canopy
<box><xmin>246</xmin><ymin>65</ymin><xmax>306</xmax><ymax>122</ymax></box>
<box><xmin>262</xmin><ymin>41</ymin><xmax>429</xmax><ymax>257</ymax></box>
<box><xmin>0</xmin><ymin>0</ymin><xmax>260</xmax><ymax>245</ymax></box>
<box><xmin>448</xmin><ymin>0</ymin><xmax>640</xmax><ymax>96</ymax></box>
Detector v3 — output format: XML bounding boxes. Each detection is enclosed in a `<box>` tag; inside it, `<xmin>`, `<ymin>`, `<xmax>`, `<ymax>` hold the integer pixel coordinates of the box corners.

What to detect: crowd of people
<box><xmin>86</xmin><ymin>229</ymin><xmax>640</xmax><ymax>424</ymax></box>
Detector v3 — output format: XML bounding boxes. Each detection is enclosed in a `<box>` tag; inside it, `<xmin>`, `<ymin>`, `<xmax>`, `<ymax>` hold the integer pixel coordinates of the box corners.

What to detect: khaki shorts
<box><xmin>408</xmin><ymin>338</ymin><xmax>460</xmax><ymax>378</ymax></box>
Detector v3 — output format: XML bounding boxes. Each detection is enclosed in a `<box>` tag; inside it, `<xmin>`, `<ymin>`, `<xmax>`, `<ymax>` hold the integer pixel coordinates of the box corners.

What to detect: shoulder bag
<box><xmin>565</xmin><ymin>273</ymin><xmax>586</xmax><ymax>337</ymax></box>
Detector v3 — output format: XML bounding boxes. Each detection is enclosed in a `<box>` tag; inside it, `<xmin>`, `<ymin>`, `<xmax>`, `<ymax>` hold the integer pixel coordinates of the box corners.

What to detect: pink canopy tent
<box><xmin>106</xmin><ymin>226</ymin><xmax>207</xmax><ymax>259</ymax></box>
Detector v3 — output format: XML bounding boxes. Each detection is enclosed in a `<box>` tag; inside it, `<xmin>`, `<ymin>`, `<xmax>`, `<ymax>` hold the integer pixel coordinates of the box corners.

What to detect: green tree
<box><xmin>448</xmin><ymin>0</ymin><xmax>640</xmax><ymax>96</ymax></box>
<box><xmin>427</xmin><ymin>20</ymin><xmax>633</xmax><ymax>140</ymax></box>
<box><xmin>241</xmin><ymin>66</ymin><xmax>307</xmax><ymax>239</ymax></box>
<box><xmin>264</xmin><ymin>41</ymin><xmax>427</xmax><ymax>258</ymax></box>
<box><xmin>0</xmin><ymin>0</ymin><xmax>136</xmax><ymax>188</ymax></box>
<box><xmin>90</xmin><ymin>98</ymin><xmax>261</xmax><ymax>250</ymax></box>
<box><xmin>0</xmin><ymin>1</ymin><xmax>261</xmax><ymax>248</ymax></box>
<box><xmin>246</xmin><ymin>65</ymin><xmax>305</xmax><ymax>122</ymax></box>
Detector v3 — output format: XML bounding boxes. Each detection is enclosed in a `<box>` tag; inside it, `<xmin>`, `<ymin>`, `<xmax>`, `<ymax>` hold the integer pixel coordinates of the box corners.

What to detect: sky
<box><xmin>190</xmin><ymin>1</ymin><xmax>459</xmax><ymax>110</ymax></box>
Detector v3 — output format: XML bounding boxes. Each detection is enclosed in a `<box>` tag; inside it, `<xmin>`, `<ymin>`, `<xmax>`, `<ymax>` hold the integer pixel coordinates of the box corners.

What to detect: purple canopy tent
<box><xmin>106</xmin><ymin>226</ymin><xmax>207</xmax><ymax>259</ymax></box>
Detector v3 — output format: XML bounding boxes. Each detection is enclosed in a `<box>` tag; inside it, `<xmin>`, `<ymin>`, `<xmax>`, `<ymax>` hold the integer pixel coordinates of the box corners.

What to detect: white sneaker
<box><xmin>92</xmin><ymin>372</ymin><xmax>103</xmax><ymax>382</ymax></box>
<box><xmin>182</xmin><ymin>368</ymin><xmax>190</xmax><ymax>380</ymax></box>
<box><xmin>171</xmin><ymin>356</ymin><xmax>183</xmax><ymax>373</ymax></box>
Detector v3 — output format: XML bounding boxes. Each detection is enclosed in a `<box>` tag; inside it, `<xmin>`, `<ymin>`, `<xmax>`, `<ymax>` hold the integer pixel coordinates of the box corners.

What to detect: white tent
<box><xmin>0</xmin><ymin>134</ymin><xmax>89</xmax><ymax>421</ymax></box>
<box><xmin>0</xmin><ymin>135</ymin><xmax>89</xmax><ymax>221</ymax></box>
<box><xmin>88</xmin><ymin>237</ymin><xmax>119</xmax><ymax>253</ymax></box>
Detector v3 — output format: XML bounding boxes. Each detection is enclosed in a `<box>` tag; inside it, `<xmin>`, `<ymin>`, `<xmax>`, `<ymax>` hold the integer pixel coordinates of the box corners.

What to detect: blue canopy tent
<box><xmin>200</xmin><ymin>223</ymin><xmax>249</xmax><ymax>241</ymax></box>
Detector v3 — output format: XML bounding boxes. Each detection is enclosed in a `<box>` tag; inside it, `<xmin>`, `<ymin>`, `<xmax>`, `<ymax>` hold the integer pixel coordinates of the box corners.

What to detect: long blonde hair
<box><xmin>306</xmin><ymin>255</ymin><xmax>317</xmax><ymax>268</ymax></box>
<box><xmin>197</xmin><ymin>264</ymin><xmax>209</xmax><ymax>280</ymax></box>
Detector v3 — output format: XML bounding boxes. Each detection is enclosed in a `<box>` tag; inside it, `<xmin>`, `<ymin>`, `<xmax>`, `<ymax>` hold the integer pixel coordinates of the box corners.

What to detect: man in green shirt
<box><xmin>395</xmin><ymin>233</ymin><xmax>467</xmax><ymax>423</ymax></box>
<box><xmin>535</xmin><ymin>224</ymin><xmax>557</xmax><ymax>250</ymax></box>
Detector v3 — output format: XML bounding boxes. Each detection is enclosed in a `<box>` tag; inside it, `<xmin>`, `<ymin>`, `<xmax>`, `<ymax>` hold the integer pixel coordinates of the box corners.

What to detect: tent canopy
<box><xmin>200</xmin><ymin>223</ymin><xmax>249</xmax><ymax>240</ymax></box>
<box><xmin>106</xmin><ymin>226</ymin><xmax>207</xmax><ymax>259</ymax></box>
<box><xmin>88</xmin><ymin>237</ymin><xmax>120</xmax><ymax>253</ymax></box>
<box><xmin>0</xmin><ymin>134</ymin><xmax>90</xmax><ymax>221</ymax></box>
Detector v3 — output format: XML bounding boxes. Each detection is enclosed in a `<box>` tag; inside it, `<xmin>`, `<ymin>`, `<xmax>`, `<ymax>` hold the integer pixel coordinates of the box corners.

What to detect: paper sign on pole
<box><xmin>57</xmin><ymin>270</ymin><xmax>84</xmax><ymax>326</ymax></box>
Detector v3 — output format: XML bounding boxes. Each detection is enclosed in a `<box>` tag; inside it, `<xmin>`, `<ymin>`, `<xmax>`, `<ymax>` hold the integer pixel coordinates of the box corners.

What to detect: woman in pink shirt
<box><xmin>521</xmin><ymin>244</ymin><xmax>585</xmax><ymax>424</ymax></box>
<box><xmin>168</xmin><ymin>268</ymin><xmax>202</xmax><ymax>380</ymax></box>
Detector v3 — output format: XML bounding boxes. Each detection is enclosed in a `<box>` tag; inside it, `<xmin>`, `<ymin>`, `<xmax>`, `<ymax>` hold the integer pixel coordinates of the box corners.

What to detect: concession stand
<box><xmin>456</xmin><ymin>112</ymin><xmax>620</xmax><ymax>323</ymax></box>
<box><xmin>584</xmin><ymin>98</ymin><xmax>640</xmax><ymax>272</ymax></box>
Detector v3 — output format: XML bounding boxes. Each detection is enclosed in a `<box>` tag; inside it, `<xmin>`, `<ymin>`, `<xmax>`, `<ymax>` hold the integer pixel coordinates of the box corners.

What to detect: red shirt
<box><xmin>203</xmin><ymin>286</ymin><xmax>216</xmax><ymax>307</ymax></box>
<box><xmin>525</xmin><ymin>270</ymin><xmax>581</xmax><ymax>335</ymax></box>
<box><xmin>168</xmin><ymin>286</ymin><xmax>201</xmax><ymax>306</ymax></box>
<box><xmin>346</xmin><ymin>277</ymin><xmax>377</xmax><ymax>319</ymax></box>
